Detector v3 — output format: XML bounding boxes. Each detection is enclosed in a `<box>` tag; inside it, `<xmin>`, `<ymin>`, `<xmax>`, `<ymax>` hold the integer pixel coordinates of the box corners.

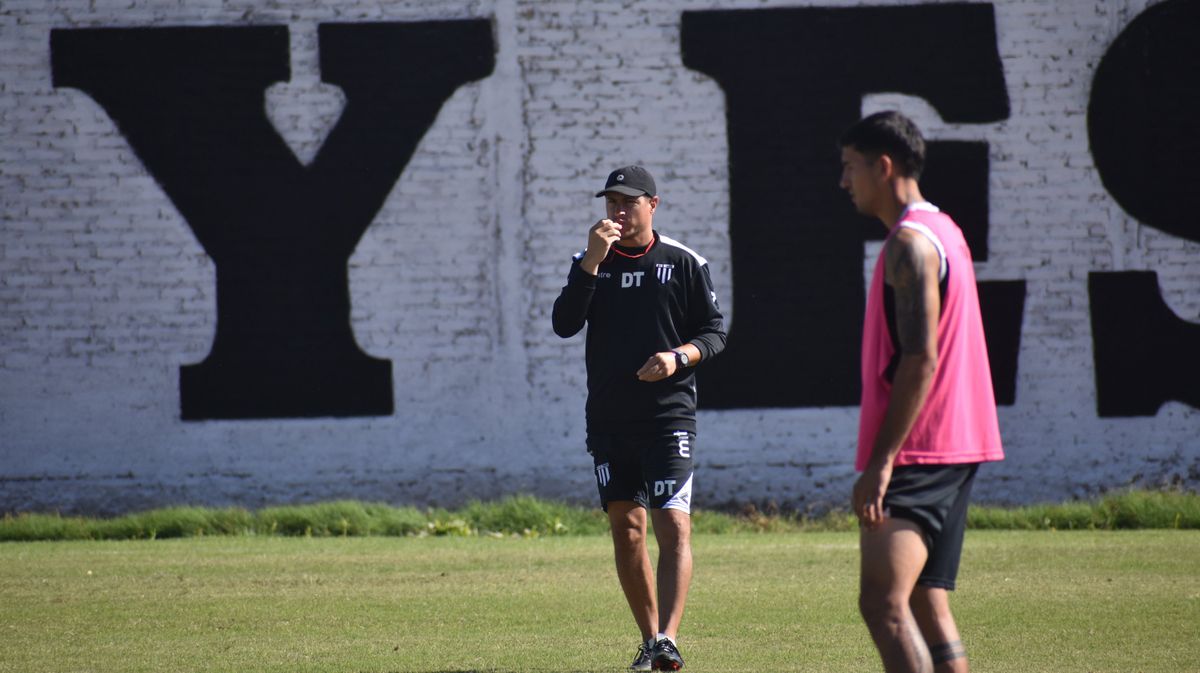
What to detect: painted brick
<box><xmin>0</xmin><ymin>0</ymin><xmax>1196</xmax><ymax>515</ymax></box>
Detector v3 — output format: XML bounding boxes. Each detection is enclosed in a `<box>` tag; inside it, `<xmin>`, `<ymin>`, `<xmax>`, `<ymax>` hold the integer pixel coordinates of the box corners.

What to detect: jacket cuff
<box><xmin>568</xmin><ymin>262</ymin><xmax>598</xmax><ymax>289</ymax></box>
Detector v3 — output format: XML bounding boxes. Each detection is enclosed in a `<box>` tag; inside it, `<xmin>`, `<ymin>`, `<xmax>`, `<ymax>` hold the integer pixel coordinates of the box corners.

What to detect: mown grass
<box><xmin>2</xmin><ymin>489</ymin><xmax>1197</xmax><ymax>542</ymax></box>
<box><xmin>1</xmin><ymin>530</ymin><xmax>1197</xmax><ymax>672</ymax></box>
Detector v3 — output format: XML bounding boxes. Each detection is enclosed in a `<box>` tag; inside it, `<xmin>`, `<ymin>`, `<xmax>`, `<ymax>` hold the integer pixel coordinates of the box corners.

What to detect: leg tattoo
<box><xmin>930</xmin><ymin>640</ymin><xmax>966</xmax><ymax>665</ymax></box>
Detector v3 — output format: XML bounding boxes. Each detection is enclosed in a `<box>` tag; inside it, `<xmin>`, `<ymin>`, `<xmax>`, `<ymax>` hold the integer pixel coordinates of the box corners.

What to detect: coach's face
<box><xmin>839</xmin><ymin>146</ymin><xmax>883</xmax><ymax>218</ymax></box>
<box><xmin>606</xmin><ymin>193</ymin><xmax>658</xmax><ymax>246</ymax></box>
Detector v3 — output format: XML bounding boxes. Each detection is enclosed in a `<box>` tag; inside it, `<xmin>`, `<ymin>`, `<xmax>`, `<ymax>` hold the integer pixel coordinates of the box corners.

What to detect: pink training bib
<box><xmin>857</xmin><ymin>203</ymin><xmax>1005</xmax><ymax>471</ymax></box>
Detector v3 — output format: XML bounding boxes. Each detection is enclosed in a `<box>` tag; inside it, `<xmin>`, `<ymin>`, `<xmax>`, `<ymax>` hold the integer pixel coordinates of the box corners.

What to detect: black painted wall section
<box><xmin>41</xmin><ymin>2</ymin><xmax>1200</xmax><ymax>421</ymax></box>
<box><xmin>976</xmin><ymin>280</ymin><xmax>1025</xmax><ymax>407</ymax></box>
<box><xmin>681</xmin><ymin>3</ymin><xmax>1019</xmax><ymax>408</ymax></box>
<box><xmin>907</xmin><ymin>142</ymin><xmax>1026</xmax><ymax>405</ymax></box>
<box><xmin>51</xmin><ymin>21</ymin><xmax>496</xmax><ymax>420</ymax></box>
<box><xmin>1088</xmin><ymin>0</ymin><xmax>1200</xmax><ymax>417</ymax></box>
<box><xmin>1089</xmin><ymin>272</ymin><xmax>1200</xmax><ymax>417</ymax></box>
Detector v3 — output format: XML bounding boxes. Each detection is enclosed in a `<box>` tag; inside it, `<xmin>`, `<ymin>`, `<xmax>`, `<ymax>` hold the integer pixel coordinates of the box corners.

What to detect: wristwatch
<box><xmin>673</xmin><ymin>349</ymin><xmax>691</xmax><ymax>368</ymax></box>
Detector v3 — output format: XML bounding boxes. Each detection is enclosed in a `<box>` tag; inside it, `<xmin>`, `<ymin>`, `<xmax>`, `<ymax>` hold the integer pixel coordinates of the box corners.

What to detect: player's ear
<box><xmin>876</xmin><ymin>153</ymin><xmax>895</xmax><ymax>180</ymax></box>
<box><xmin>648</xmin><ymin>195</ymin><xmax>660</xmax><ymax>212</ymax></box>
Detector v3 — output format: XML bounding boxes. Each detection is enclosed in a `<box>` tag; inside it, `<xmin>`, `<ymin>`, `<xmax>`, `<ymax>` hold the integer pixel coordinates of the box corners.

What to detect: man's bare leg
<box><xmin>649</xmin><ymin>507</ymin><xmax>692</xmax><ymax>639</ymax></box>
<box><xmin>911</xmin><ymin>585</ymin><xmax>968</xmax><ymax>673</ymax></box>
<box><xmin>860</xmin><ymin>518</ymin><xmax>933</xmax><ymax>673</ymax></box>
<box><xmin>608</xmin><ymin>501</ymin><xmax>657</xmax><ymax>641</ymax></box>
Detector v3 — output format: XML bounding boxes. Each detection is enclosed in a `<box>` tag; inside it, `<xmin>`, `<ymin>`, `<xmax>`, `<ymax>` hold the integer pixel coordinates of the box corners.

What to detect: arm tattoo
<box><xmin>884</xmin><ymin>231</ymin><xmax>938</xmax><ymax>356</ymax></box>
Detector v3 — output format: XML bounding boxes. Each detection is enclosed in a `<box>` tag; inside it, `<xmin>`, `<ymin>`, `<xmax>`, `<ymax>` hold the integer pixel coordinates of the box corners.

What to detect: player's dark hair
<box><xmin>839</xmin><ymin>111</ymin><xmax>926</xmax><ymax>180</ymax></box>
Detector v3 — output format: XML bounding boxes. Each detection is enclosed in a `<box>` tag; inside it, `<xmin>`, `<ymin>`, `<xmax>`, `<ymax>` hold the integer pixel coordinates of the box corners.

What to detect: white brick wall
<box><xmin>1</xmin><ymin>0</ymin><xmax>1197</xmax><ymax>514</ymax></box>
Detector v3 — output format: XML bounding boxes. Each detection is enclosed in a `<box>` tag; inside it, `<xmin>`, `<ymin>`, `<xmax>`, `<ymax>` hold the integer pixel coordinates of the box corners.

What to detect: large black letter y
<box><xmin>51</xmin><ymin>21</ymin><xmax>496</xmax><ymax>419</ymax></box>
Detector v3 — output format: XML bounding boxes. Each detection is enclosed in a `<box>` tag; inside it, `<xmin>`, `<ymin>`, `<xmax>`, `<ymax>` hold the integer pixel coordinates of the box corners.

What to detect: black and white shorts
<box><xmin>588</xmin><ymin>431</ymin><xmax>695</xmax><ymax>514</ymax></box>
<box><xmin>883</xmin><ymin>463</ymin><xmax>979</xmax><ymax>591</ymax></box>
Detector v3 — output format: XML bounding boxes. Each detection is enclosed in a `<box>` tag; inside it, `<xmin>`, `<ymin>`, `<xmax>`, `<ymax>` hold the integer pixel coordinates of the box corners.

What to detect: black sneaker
<box><xmin>629</xmin><ymin>641</ymin><xmax>654</xmax><ymax>671</ymax></box>
<box><xmin>652</xmin><ymin>638</ymin><xmax>684</xmax><ymax>671</ymax></box>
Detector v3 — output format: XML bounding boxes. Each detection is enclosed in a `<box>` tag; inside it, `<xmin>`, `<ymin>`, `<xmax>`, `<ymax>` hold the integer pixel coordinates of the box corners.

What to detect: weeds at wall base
<box><xmin>2</xmin><ymin>489</ymin><xmax>1197</xmax><ymax>542</ymax></box>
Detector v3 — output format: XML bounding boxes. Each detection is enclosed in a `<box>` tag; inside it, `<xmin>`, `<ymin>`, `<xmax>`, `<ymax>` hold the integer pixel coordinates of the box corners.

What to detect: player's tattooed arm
<box><xmin>885</xmin><ymin>229</ymin><xmax>939</xmax><ymax>359</ymax></box>
<box><xmin>854</xmin><ymin>229</ymin><xmax>942</xmax><ymax>527</ymax></box>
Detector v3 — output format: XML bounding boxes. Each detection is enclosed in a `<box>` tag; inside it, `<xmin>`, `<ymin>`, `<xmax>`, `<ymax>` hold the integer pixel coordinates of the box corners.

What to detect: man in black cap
<box><xmin>553</xmin><ymin>165</ymin><xmax>726</xmax><ymax>671</ymax></box>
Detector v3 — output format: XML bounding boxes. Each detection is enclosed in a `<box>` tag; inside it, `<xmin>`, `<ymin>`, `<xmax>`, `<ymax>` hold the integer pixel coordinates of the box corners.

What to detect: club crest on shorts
<box><xmin>655</xmin><ymin>263</ymin><xmax>674</xmax><ymax>284</ymax></box>
<box><xmin>595</xmin><ymin>462</ymin><xmax>611</xmax><ymax>487</ymax></box>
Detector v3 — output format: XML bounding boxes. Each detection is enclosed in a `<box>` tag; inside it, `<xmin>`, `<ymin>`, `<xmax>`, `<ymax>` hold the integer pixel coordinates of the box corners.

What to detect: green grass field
<box><xmin>2</xmin><ymin>530</ymin><xmax>1197</xmax><ymax>672</ymax></box>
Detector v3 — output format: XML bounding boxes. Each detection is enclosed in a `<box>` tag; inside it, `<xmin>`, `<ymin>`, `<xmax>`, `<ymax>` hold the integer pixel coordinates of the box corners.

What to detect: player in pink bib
<box><xmin>858</xmin><ymin>203</ymin><xmax>1004</xmax><ymax>471</ymax></box>
<box><xmin>841</xmin><ymin>111</ymin><xmax>1004</xmax><ymax>673</ymax></box>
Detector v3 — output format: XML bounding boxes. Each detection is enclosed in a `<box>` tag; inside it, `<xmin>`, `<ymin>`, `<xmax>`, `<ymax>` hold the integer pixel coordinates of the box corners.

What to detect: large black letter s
<box><xmin>1088</xmin><ymin>0</ymin><xmax>1200</xmax><ymax>417</ymax></box>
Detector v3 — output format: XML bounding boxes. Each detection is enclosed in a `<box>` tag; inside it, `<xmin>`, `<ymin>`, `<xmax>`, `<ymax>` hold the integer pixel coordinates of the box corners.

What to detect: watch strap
<box><xmin>673</xmin><ymin>349</ymin><xmax>690</xmax><ymax>368</ymax></box>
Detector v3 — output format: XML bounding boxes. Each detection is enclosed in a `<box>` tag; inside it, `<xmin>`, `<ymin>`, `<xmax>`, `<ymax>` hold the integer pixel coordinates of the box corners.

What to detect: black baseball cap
<box><xmin>595</xmin><ymin>165</ymin><xmax>656</xmax><ymax>198</ymax></box>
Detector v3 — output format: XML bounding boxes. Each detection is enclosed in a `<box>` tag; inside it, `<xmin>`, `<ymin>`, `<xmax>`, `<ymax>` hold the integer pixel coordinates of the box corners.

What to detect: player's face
<box><xmin>840</xmin><ymin>146</ymin><xmax>883</xmax><ymax>217</ymax></box>
<box><xmin>606</xmin><ymin>193</ymin><xmax>658</xmax><ymax>244</ymax></box>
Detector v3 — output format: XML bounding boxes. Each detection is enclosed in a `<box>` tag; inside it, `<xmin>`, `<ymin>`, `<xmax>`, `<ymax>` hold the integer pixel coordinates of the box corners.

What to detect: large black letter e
<box><xmin>682</xmin><ymin>4</ymin><xmax>1016</xmax><ymax>409</ymax></box>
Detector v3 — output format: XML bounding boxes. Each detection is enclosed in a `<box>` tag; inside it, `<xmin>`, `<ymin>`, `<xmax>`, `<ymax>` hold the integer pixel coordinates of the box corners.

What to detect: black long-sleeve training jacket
<box><xmin>552</xmin><ymin>231</ymin><xmax>726</xmax><ymax>434</ymax></box>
